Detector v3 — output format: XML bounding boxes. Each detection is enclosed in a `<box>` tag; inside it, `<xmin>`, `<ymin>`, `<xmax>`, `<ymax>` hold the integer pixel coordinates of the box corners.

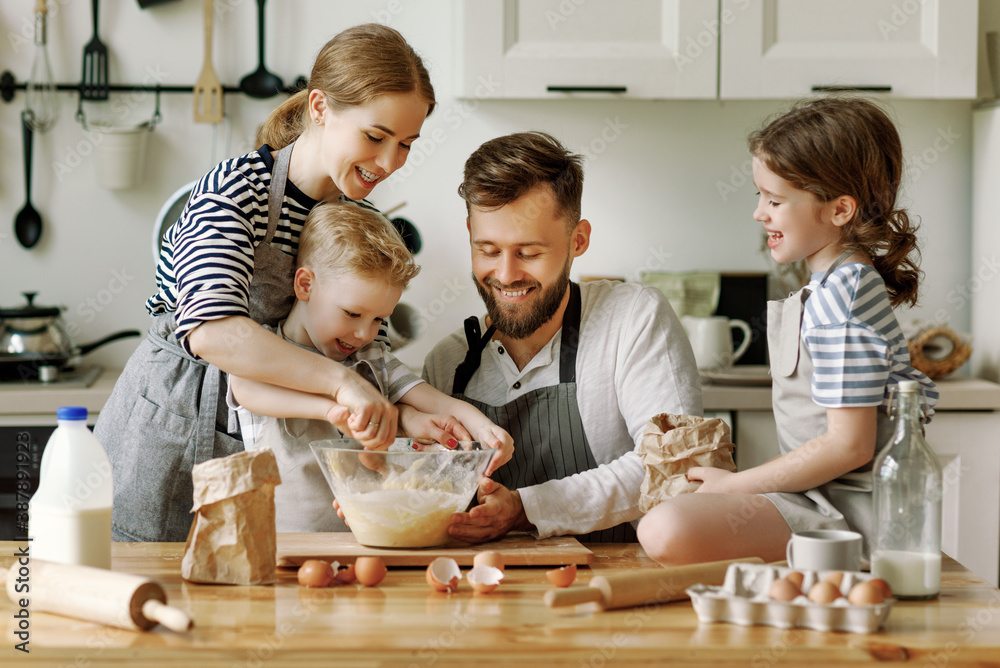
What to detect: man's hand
<box><xmin>448</xmin><ymin>479</ymin><xmax>533</xmax><ymax>543</ymax></box>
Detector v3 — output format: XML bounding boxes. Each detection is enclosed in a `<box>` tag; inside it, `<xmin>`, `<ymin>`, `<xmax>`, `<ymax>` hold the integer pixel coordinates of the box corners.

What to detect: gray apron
<box><xmin>452</xmin><ymin>282</ymin><xmax>636</xmax><ymax>543</ymax></box>
<box><xmin>763</xmin><ymin>251</ymin><xmax>895</xmax><ymax>554</ymax></box>
<box><xmin>96</xmin><ymin>144</ymin><xmax>298</xmax><ymax>542</ymax></box>
<box><xmin>252</xmin><ymin>355</ymin><xmax>383</xmax><ymax>532</ymax></box>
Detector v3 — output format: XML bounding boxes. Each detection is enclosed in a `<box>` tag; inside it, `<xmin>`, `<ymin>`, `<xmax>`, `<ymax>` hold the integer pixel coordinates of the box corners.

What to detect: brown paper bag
<box><xmin>181</xmin><ymin>448</ymin><xmax>282</xmax><ymax>585</ymax></box>
<box><xmin>638</xmin><ymin>414</ymin><xmax>736</xmax><ymax>512</ymax></box>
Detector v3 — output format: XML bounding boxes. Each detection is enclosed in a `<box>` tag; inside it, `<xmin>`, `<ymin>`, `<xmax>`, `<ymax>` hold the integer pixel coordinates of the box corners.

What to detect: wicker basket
<box><xmin>907</xmin><ymin>327</ymin><xmax>972</xmax><ymax>379</ymax></box>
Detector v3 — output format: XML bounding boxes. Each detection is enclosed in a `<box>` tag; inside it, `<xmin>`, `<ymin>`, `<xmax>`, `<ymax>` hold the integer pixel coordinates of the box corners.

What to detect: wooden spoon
<box><xmin>193</xmin><ymin>0</ymin><xmax>223</xmax><ymax>123</ymax></box>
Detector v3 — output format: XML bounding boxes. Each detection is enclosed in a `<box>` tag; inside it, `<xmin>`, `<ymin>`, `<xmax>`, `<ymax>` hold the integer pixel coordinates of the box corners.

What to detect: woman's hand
<box><xmin>331</xmin><ymin>375</ymin><xmax>397</xmax><ymax>448</ymax></box>
<box><xmin>397</xmin><ymin>404</ymin><xmax>473</xmax><ymax>447</ymax></box>
<box><xmin>688</xmin><ymin>466</ymin><xmax>737</xmax><ymax>494</ymax></box>
<box><xmin>474</xmin><ymin>425</ymin><xmax>513</xmax><ymax>476</ymax></box>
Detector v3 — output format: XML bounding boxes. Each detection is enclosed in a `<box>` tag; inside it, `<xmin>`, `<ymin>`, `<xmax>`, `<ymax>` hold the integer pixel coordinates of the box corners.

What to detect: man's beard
<box><xmin>473</xmin><ymin>261</ymin><xmax>571</xmax><ymax>340</ymax></box>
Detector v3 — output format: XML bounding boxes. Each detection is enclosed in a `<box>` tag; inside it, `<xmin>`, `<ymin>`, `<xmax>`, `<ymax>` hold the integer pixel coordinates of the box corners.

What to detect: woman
<box><xmin>95</xmin><ymin>24</ymin><xmax>436</xmax><ymax>542</ymax></box>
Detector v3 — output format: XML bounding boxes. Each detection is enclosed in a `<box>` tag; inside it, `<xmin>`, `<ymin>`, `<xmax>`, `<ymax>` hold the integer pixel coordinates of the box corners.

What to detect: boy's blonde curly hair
<box><xmin>297</xmin><ymin>201</ymin><xmax>420</xmax><ymax>289</ymax></box>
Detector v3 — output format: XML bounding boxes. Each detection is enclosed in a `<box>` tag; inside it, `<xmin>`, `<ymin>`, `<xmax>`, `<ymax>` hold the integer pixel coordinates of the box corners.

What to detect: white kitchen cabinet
<box><xmin>454</xmin><ymin>0</ymin><xmax>718</xmax><ymax>99</ymax></box>
<box><xmin>719</xmin><ymin>380</ymin><xmax>1000</xmax><ymax>586</ymax></box>
<box><xmin>719</xmin><ymin>0</ymin><xmax>978</xmax><ymax>99</ymax></box>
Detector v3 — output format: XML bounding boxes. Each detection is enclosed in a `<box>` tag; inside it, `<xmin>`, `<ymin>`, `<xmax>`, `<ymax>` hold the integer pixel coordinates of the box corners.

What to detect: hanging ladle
<box><xmin>239</xmin><ymin>0</ymin><xmax>283</xmax><ymax>98</ymax></box>
<box><xmin>14</xmin><ymin>111</ymin><xmax>43</xmax><ymax>249</ymax></box>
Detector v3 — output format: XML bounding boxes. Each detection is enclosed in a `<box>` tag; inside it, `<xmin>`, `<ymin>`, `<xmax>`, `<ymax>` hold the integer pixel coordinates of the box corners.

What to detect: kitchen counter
<box><xmin>2</xmin><ymin>542</ymin><xmax>998</xmax><ymax>667</ymax></box>
<box><xmin>703</xmin><ymin>374</ymin><xmax>1000</xmax><ymax>412</ymax></box>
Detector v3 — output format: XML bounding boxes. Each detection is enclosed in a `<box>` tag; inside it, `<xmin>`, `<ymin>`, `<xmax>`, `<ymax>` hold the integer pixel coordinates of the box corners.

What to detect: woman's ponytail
<box><xmin>255</xmin><ymin>90</ymin><xmax>309</xmax><ymax>150</ymax></box>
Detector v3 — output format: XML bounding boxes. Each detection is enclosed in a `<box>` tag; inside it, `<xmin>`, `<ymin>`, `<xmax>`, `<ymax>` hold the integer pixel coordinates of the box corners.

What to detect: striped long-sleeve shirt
<box><xmin>803</xmin><ymin>263</ymin><xmax>938</xmax><ymax>418</ymax></box>
<box><xmin>146</xmin><ymin>146</ymin><xmax>384</xmax><ymax>357</ymax></box>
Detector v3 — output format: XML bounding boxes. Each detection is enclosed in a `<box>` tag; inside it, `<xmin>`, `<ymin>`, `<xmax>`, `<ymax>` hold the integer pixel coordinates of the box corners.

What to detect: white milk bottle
<box><xmin>871</xmin><ymin>380</ymin><xmax>942</xmax><ymax>599</ymax></box>
<box><xmin>29</xmin><ymin>406</ymin><xmax>113</xmax><ymax>569</ymax></box>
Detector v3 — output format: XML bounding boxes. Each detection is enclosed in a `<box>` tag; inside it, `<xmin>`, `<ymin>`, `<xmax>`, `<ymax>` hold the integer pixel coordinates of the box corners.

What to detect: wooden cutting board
<box><xmin>276</xmin><ymin>532</ymin><xmax>594</xmax><ymax>568</ymax></box>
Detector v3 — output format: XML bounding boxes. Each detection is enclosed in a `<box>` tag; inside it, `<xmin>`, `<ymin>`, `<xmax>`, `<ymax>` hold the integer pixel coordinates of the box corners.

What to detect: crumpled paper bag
<box><xmin>638</xmin><ymin>414</ymin><xmax>737</xmax><ymax>512</ymax></box>
<box><xmin>181</xmin><ymin>448</ymin><xmax>282</xmax><ymax>585</ymax></box>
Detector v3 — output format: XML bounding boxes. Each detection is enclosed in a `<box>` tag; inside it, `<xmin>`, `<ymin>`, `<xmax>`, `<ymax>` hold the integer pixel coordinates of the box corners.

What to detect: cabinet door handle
<box><xmin>811</xmin><ymin>85</ymin><xmax>892</xmax><ymax>93</ymax></box>
<box><xmin>547</xmin><ymin>85</ymin><xmax>627</xmax><ymax>94</ymax></box>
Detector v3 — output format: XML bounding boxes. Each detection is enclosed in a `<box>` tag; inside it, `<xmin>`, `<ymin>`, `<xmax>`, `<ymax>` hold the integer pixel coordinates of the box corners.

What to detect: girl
<box><xmin>95</xmin><ymin>24</ymin><xmax>436</xmax><ymax>542</ymax></box>
<box><xmin>637</xmin><ymin>97</ymin><xmax>938</xmax><ymax>565</ymax></box>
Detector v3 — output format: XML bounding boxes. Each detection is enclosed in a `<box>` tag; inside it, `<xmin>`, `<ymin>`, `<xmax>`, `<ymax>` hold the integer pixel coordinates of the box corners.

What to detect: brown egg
<box><xmin>807</xmin><ymin>581</ymin><xmax>843</xmax><ymax>605</ymax></box>
<box><xmin>334</xmin><ymin>562</ymin><xmax>357</xmax><ymax>585</ymax></box>
<box><xmin>426</xmin><ymin>557</ymin><xmax>462</xmax><ymax>593</ymax></box>
<box><xmin>546</xmin><ymin>564</ymin><xmax>577</xmax><ymax>588</ymax></box>
<box><xmin>822</xmin><ymin>571</ymin><xmax>845</xmax><ymax>589</ymax></box>
<box><xmin>354</xmin><ymin>556</ymin><xmax>387</xmax><ymax>587</ymax></box>
<box><xmin>848</xmin><ymin>581</ymin><xmax>886</xmax><ymax>606</ymax></box>
<box><xmin>297</xmin><ymin>559</ymin><xmax>334</xmax><ymax>588</ymax></box>
<box><xmin>768</xmin><ymin>578</ymin><xmax>802</xmax><ymax>602</ymax></box>
<box><xmin>473</xmin><ymin>550</ymin><xmax>506</xmax><ymax>573</ymax></box>
<box><xmin>784</xmin><ymin>571</ymin><xmax>805</xmax><ymax>589</ymax></box>
<box><xmin>867</xmin><ymin>577</ymin><xmax>893</xmax><ymax>599</ymax></box>
<box><xmin>466</xmin><ymin>564</ymin><xmax>504</xmax><ymax>594</ymax></box>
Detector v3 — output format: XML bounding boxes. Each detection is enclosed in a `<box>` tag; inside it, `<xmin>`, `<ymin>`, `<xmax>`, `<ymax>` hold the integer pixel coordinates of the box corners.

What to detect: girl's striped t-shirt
<box><xmin>802</xmin><ymin>262</ymin><xmax>938</xmax><ymax>416</ymax></box>
<box><xmin>146</xmin><ymin>146</ymin><xmax>384</xmax><ymax>356</ymax></box>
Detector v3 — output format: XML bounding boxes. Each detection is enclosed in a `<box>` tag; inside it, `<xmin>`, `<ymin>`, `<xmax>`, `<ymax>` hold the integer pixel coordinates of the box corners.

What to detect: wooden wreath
<box><xmin>907</xmin><ymin>327</ymin><xmax>971</xmax><ymax>379</ymax></box>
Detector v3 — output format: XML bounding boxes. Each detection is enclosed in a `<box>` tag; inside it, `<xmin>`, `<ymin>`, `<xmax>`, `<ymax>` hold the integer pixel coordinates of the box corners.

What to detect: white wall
<box><xmin>0</xmin><ymin>0</ymin><xmax>977</xmax><ymax>373</ymax></box>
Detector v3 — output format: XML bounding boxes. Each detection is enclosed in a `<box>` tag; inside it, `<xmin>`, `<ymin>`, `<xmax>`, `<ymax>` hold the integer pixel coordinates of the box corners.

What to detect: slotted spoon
<box><xmin>193</xmin><ymin>0</ymin><xmax>224</xmax><ymax>122</ymax></box>
<box><xmin>80</xmin><ymin>0</ymin><xmax>108</xmax><ymax>100</ymax></box>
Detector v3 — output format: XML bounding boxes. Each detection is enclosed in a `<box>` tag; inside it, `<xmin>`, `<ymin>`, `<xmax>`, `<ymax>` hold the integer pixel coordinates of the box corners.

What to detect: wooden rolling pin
<box><xmin>3</xmin><ymin>559</ymin><xmax>193</xmax><ymax>632</ymax></box>
<box><xmin>545</xmin><ymin>557</ymin><xmax>764</xmax><ymax>611</ymax></box>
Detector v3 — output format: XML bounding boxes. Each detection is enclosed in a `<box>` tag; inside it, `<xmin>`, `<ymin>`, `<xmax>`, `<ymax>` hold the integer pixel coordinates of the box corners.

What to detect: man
<box><xmin>423</xmin><ymin>131</ymin><xmax>702</xmax><ymax>543</ymax></box>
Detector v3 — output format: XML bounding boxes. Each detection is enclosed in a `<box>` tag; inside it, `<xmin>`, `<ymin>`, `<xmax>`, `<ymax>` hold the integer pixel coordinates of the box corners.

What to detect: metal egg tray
<box><xmin>685</xmin><ymin>563</ymin><xmax>894</xmax><ymax>634</ymax></box>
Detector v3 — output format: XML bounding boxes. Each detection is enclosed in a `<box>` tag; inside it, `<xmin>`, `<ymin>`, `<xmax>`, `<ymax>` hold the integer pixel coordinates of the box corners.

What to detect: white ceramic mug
<box><xmin>786</xmin><ymin>530</ymin><xmax>863</xmax><ymax>572</ymax></box>
<box><xmin>681</xmin><ymin>316</ymin><xmax>752</xmax><ymax>370</ymax></box>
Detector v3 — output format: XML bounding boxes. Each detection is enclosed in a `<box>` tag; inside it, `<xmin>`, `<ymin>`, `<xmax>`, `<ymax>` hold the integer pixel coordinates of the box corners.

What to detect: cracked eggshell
<box><xmin>546</xmin><ymin>563</ymin><xmax>577</xmax><ymax>588</ymax></box>
<box><xmin>426</xmin><ymin>557</ymin><xmax>462</xmax><ymax>593</ymax></box>
<box><xmin>334</xmin><ymin>562</ymin><xmax>357</xmax><ymax>585</ymax></box>
<box><xmin>473</xmin><ymin>550</ymin><xmax>505</xmax><ymax>573</ymax></box>
<box><xmin>467</xmin><ymin>564</ymin><xmax>504</xmax><ymax>594</ymax></box>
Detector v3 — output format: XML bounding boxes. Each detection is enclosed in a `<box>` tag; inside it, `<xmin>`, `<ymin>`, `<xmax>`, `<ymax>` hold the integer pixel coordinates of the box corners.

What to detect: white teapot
<box><xmin>681</xmin><ymin>315</ymin><xmax>752</xmax><ymax>371</ymax></box>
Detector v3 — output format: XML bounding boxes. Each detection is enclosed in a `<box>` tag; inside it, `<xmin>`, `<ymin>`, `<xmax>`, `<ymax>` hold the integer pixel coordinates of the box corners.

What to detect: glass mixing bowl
<box><xmin>309</xmin><ymin>438</ymin><xmax>495</xmax><ymax>548</ymax></box>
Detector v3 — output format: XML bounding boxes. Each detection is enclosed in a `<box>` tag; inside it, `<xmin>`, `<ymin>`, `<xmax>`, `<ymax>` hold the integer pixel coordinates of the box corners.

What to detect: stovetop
<box><xmin>0</xmin><ymin>365</ymin><xmax>103</xmax><ymax>389</ymax></box>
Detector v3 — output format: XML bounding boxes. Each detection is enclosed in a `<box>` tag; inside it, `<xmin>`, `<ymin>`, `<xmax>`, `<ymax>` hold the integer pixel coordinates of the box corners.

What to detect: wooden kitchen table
<box><xmin>2</xmin><ymin>542</ymin><xmax>999</xmax><ymax>667</ymax></box>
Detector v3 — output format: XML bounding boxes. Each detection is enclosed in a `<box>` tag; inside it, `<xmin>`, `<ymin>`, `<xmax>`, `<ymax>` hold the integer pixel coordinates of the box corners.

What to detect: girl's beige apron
<box><xmin>96</xmin><ymin>144</ymin><xmax>298</xmax><ymax>542</ymax></box>
<box><xmin>763</xmin><ymin>252</ymin><xmax>894</xmax><ymax>554</ymax></box>
<box><xmin>451</xmin><ymin>282</ymin><xmax>636</xmax><ymax>543</ymax></box>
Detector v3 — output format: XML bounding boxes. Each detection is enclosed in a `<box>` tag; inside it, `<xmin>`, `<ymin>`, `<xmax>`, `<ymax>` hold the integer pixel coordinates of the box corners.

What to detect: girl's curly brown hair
<box><xmin>749</xmin><ymin>97</ymin><xmax>921</xmax><ymax>307</ymax></box>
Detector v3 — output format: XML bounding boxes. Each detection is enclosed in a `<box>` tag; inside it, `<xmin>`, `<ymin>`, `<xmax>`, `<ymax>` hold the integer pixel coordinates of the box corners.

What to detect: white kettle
<box><xmin>681</xmin><ymin>315</ymin><xmax>752</xmax><ymax>371</ymax></box>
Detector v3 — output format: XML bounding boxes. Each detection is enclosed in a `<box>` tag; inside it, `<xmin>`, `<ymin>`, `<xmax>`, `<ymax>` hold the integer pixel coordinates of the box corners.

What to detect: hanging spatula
<box><xmin>80</xmin><ymin>0</ymin><xmax>108</xmax><ymax>101</ymax></box>
<box><xmin>193</xmin><ymin>0</ymin><xmax>224</xmax><ymax>123</ymax></box>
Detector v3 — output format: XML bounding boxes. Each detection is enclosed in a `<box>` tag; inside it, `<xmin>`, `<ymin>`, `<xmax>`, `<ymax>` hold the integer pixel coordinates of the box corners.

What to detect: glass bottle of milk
<box><xmin>28</xmin><ymin>406</ymin><xmax>113</xmax><ymax>569</ymax></box>
<box><xmin>871</xmin><ymin>380</ymin><xmax>942</xmax><ymax>599</ymax></box>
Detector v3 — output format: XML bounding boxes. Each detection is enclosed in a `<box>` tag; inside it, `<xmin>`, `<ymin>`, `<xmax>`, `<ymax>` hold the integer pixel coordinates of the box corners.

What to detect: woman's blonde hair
<box><xmin>748</xmin><ymin>96</ymin><xmax>921</xmax><ymax>307</ymax></box>
<box><xmin>297</xmin><ymin>202</ymin><xmax>420</xmax><ymax>289</ymax></box>
<box><xmin>257</xmin><ymin>23</ymin><xmax>436</xmax><ymax>149</ymax></box>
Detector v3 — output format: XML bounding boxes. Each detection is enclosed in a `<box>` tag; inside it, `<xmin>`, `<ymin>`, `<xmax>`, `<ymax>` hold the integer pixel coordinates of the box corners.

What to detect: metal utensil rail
<box><xmin>0</xmin><ymin>70</ymin><xmax>307</xmax><ymax>103</ymax></box>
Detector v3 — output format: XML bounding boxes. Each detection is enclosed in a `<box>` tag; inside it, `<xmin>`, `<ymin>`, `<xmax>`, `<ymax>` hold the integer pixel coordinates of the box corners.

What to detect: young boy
<box><xmin>228</xmin><ymin>201</ymin><xmax>513</xmax><ymax>532</ymax></box>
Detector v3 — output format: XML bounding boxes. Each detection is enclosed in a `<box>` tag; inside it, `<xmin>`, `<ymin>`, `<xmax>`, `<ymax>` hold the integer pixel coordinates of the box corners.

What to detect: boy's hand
<box><xmin>475</xmin><ymin>425</ymin><xmax>513</xmax><ymax>476</ymax></box>
<box><xmin>398</xmin><ymin>406</ymin><xmax>473</xmax><ymax>448</ymax></box>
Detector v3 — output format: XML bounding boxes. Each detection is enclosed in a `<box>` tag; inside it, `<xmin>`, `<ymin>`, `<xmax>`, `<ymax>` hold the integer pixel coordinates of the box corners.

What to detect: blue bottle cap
<box><xmin>57</xmin><ymin>406</ymin><xmax>89</xmax><ymax>421</ymax></box>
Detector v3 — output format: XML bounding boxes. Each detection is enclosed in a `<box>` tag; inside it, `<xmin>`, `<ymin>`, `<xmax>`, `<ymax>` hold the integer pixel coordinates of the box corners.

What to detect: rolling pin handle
<box><xmin>544</xmin><ymin>586</ymin><xmax>603</xmax><ymax>608</ymax></box>
<box><xmin>141</xmin><ymin>599</ymin><xmax>193</xmax><ymax>632</ymax></box>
